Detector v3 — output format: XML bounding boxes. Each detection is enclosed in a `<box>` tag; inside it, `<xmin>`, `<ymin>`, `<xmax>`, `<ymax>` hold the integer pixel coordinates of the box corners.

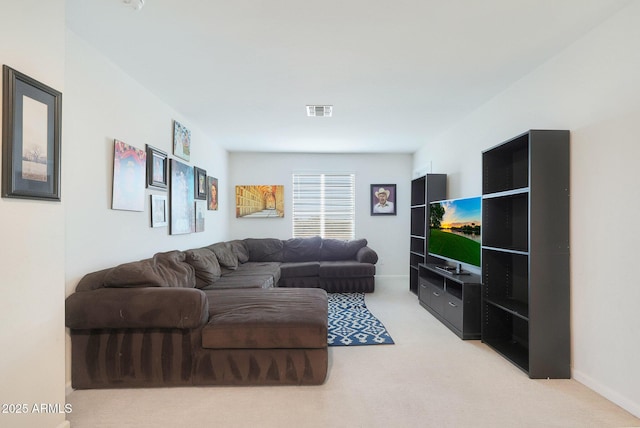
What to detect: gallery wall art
<box><xmin>207</xmin><ymin>176</ymin><xmax>218</xmax><ymax>210</ymax></box>
<box><xmin>146</xmin><ymin>144</ymin><xmax>168</xmax><ymax>190</ymax></box>
<box><xmin>112</xmin><ymin>140</ymin><xmax>146</xmax><ymax>211</ymax></box>
<box><xmin>195</xmin><ymin>200</ymin><xmax>205</xmax><ymax>232</ymax></box>
<box><xmin>150</xmin><ymin>194</ymin><xmax>168</xmax><ymax>227</ymax></box>
<box><xmin>170</xmin><ymin>158</ymin><xmax>195</xmax><ymax>234</ymax></box>
<box><xmin>194</xmin><ymin>166</ymin><xmax>206</xmax><ymax>200</ymax></box>
<box><xmin>173</xmin><ymin>120</ymin><xmax>191</xmax><ymax>161</ymax></box>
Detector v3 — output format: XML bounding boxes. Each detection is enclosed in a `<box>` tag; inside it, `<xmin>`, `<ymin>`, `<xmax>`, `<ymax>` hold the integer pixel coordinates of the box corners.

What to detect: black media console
<box><xmin>418</xmin><ymin>263</ymin><xmax>481</xmax><ymax>340</ymax></box>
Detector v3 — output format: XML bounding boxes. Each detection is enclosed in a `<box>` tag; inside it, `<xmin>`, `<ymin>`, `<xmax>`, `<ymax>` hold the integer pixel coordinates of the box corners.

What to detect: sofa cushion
<box><xmin>232</xmin><ymin>262</ymin><xmax>282</xmax><ymax>284</ymax></box>
<box><xmin>206</xmin><ymin>242</ymin><xmax>238</xmax><ymax>270</ymax></box>
<box><xmin>185</xmin><ymin>248</ymin><xmax>222</xmax><ymax>289</ymax></box>
<box><xmin>318</xmin><ymin>261</ymin><xmax>375</xmax><ymax>278</ymax></box>
<box><xmin>283</xmin><ymin>236</ymin><xmax>322</xmax><ymax>262</ymax></box>
<box><xmin>202</xmin><ymin>288</ymin><xmax>328</xmax><ymax>349</ymax></box>
<box><xmin>228</xmin><ymin>240</ymin><xmax>250</xmax><ymax>263</ymax></box>
<box><xmin>244</xmin><ymin>238</ymin><xmax>284</xmax><ymax>262</ymax></box>
<box><xmin>280</xmin><ymin>261</ymin><xmax>320</xmax><ymax>278</ymax></box>
<box><xmin>104</xmin><ymin>250</ymin><xmax>196</xmax><ymax>288</ymax></box>
<box><xmin>201</xmin><ymin>275</ymin><xmax>274</xmax><ymax>290</ymax></box>
<box><xmin>320</xmin><ymin>238</ymin><xmax>368</xmax><ymax>261</ymax></box>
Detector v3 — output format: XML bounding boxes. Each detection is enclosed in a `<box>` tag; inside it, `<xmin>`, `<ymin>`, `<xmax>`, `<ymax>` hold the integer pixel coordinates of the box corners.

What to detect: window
<box><xmin>292</xmin><ymin>173</ymin><xmax>355</xmax><ymax>239</ymax></box>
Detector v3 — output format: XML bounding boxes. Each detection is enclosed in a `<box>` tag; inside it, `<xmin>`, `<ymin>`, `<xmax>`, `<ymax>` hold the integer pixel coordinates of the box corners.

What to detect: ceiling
<box><xmin>66</xmin><ymin>0</ymin><xmax>631</xmax><ymax>154</ymax></box>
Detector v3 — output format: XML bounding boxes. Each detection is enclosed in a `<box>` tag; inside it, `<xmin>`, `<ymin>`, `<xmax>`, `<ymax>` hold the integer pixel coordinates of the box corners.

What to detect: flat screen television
<box><xmin>428</xmin><ymin>196</ymin><xmax>481</xmax><ymax>273</ymax></box>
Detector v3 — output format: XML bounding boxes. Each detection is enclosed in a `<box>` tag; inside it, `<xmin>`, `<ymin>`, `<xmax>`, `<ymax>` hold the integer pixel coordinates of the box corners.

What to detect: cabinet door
<box><xmin>418</xmin><ymin>279</ymin><xmax>431</xmax><ymax>307</ymax></box>
<box><xmin>418</xmin><ymin>279</ymin><xmax>431</xmax><ymax>306</ymax></box>
<box><xmin>428</xmin><ymin>283</ymin><xmax>445</xmax><ymax>316</ymax></box>
<box><xmin>444</xmin><ymin>293</ymin><xmax>463</xmax><ymax>332</ymax></box>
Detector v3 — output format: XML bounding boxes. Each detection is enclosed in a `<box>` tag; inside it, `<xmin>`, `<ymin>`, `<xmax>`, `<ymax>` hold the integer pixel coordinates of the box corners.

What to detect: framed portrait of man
<box><xmin>371</xmin><ymin>184</ymin><xmax>396</xmax><ymax>216</ymax></box>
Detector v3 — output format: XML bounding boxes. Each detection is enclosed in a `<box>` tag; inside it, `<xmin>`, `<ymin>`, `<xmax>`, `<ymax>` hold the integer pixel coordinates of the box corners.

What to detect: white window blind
<box><xmin>292</xmin><ymin>173</ymin><xmax>355</xmax><ymax>239</ymax></box>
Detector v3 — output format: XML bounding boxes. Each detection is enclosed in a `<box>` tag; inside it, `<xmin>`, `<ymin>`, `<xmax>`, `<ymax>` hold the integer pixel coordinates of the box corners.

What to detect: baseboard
<box><xmin>573</xmin><ymin>369</ymin><xmax>640</xmax><ymax>418</ymax></box>
<box><xmin>65</xmin><ymin>381</ymin><xmax>73</xmax><ymax>397</ymax></box>
<box><xmin>374</xmin><ymin>274</ymin><xmax>409</xmax><ymax>280</ymax></box>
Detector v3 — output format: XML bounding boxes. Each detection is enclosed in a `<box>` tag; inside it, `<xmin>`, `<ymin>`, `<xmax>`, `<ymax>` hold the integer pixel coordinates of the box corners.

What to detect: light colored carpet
<box><xmin>66</xmin><ymin>277</ymin><xmax>640</xmax><ymax>428</ymax></box>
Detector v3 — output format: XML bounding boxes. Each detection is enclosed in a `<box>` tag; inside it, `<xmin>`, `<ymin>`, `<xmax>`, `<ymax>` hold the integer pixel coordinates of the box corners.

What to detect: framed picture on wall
<box><xmin>146</xmin><ymin>144</ymin><xmax>168</xmax><ymax>190</ymax></box>
<box><xmin>170</xmin><ymin>158</ymin><xmax>195</xmax><ymax>234</ymax></box>
<box><xmin>2</xmin><ymin>65</ymin><xmax>62</xmax><ymax>200</ymax></box>
<box><xmin>150</xmin><ymin>194</ymin><xmax>168</xmax><ymax>227</ymax></box>
<box><xmin>207</xmin><ymin>176</ymin><xmax>218</xmax><ymax>210</ymax></box>
<box><xmin>194</xmin><ymin>200</ymin><xmax>205</xmax><ymax>232</ymax></box>
<box><xmin>194</xmin><ymin>166</ymin><xmax>207</xmax><ymax>200</ymax></box>
<box><xmin>371</xmin><ymin>184</ymin><xmax>396</xmax><ymax>216</ymax></box>
<box><xmin>235</xmin><ymin>185</ymin><xmax>284</xmax><ymax>218</ymax></box>
<box><xmin>112</xmin><ymin>140</ymin><xmax>146</xmax><ymax>211</ymax></box>
<box><xmin>173</xmin><ymin>120</ymin><xmax>191</xmax><ymax>161</ymax></box>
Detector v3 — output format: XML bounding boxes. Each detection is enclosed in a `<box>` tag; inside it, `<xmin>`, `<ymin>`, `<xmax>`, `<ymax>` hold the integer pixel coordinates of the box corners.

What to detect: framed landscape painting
<box><xmin>170</xmin><ymin>158</ymin><xmax>194</xmax><ymax>234</ymax></box>
<box><xmin>112</xmin><ymin>140</ymin><xmax>146</xmax><ymax>211</ymax></box>
<box><xmin>2</xmin><ymin>65</ymin><xmax>62</xmax><ymax>200</ymax></box>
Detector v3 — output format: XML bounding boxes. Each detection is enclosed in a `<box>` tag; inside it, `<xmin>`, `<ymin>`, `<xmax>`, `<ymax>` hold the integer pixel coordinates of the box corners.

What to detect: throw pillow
<box><xmin>104</xmin><ymin>250</ymin><xmax>196</xmax><ymax>288</ymax></box>
<box><xmin>152</xmin><ymin>251</ymin><xmax>196</xmax><ymax>288</ymax></box>
<box><xmin>244</xmin><ymin>238</ymin><xmax>284</xmax><ymax>262</ymax></box>
<box><xmin>185</xmin><ymin>248</ymin><xmax>222</xmax><ymax>289</ymax></box>
<box><xmin>227</xmin><ymin>240</ymin><xmax>250</xmax><ymax>263</ymax></box>
<box><xmin>103</xmin><ymin>258</ymin><xmax>163</xmax><ymax>288</ymax></box>
<box><xmin>205</xmin><ymin>242</ymin><xmax>239</xmax><ymax>270</ymax></box>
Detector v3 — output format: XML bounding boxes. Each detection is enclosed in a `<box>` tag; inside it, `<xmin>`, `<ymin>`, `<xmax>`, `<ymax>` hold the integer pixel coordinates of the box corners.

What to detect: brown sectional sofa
<box><xmin>65</xmin><ymin>237</ymin><xmax>378</xmax><ymax>389</ymax></box>
<box><xmin>203</xmin><ymin>237</ymin><xmax>378</xmax><ymax>292</ymax></box>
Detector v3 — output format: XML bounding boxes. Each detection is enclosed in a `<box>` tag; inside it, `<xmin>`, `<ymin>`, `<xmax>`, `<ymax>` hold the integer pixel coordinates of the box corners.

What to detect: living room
<box><xmin>1</xmin><ymin>1</ymin><xmax>640</xmax><ymax>427</ymax></box>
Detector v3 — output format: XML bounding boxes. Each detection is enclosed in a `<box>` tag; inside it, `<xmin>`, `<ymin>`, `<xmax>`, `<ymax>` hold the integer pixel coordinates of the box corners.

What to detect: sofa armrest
<box><xmin>356</xmin><ymin>246</ymin><xmax>378</xmax><ymax>264</ymax></box>
<box><xmin>66</xmin><ymin>287</ymin><xmax>209</xmax><ymax>330</ymax></box>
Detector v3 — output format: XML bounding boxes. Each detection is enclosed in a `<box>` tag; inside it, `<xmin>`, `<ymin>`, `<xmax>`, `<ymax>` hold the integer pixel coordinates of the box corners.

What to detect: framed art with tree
<box><xmin>2</xmin><ymin>65</ymin><xmax>62</xmax><ymax>201</ymax></box>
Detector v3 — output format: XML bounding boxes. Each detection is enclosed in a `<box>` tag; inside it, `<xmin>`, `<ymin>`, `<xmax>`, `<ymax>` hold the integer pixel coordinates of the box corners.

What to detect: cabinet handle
<box><xmin>448</xmin><ymin>301</ymin><xmax>457</xmax><ymax>307</ymax></box>
<box><xmin>433</xmin><ymin>292</ymin><xmax>440</xmax><ymax>297</ymax></box>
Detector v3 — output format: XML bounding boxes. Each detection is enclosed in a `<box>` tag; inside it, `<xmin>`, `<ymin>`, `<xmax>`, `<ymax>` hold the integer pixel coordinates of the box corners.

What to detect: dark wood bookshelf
<box><xmin>481</xmin><ymin>130</ymin><xmax>570</xmax><ymax>379</ymax></box>
<box><xmin>409</xmin><ymin>174</ymin><xmax>446</xmax><ymax>294</ymax></box>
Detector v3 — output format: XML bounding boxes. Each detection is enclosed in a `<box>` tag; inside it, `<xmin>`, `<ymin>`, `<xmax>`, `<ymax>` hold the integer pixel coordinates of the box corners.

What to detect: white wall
<box><xmin>414</xmin><ymin>2</ymin><xmax>640</xmax><ymax>417</ymax></box>
<box><xmin>63</xmin><ymin>31</ymin><xmax>230</xmax><ymax>386</ymax></box>
<box><xmin>228</xmin><ymin>153</ymin><xmax>412</xmax><ymax>276</ymax></box>
<box><xmin>0</xmin><ymin>2</ymin><xmax>68</xmax><ymax>428</ymax></box>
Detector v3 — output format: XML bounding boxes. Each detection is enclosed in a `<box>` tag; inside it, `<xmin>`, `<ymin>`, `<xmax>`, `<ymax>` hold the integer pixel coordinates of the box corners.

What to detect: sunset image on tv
<box><xmin>429</xmin><ymin>197</ymin><xmax>481</xmax><ymax>267</ymax></box>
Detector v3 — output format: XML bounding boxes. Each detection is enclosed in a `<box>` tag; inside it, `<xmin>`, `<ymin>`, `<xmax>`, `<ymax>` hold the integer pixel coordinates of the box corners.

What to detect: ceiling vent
<box><xmin>123</xmin><ymin>0</ymin><xmax>145</xmax><ymax>10</ymax></box>
<box><xmin>306</xmin><ymin>105</ymin><xmax>333</xmax><ymax>117</ymax></box>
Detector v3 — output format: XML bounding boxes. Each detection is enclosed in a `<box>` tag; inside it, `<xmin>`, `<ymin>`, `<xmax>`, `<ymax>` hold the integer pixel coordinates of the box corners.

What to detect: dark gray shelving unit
<box><xmin>481</xmin><ymin>130</ymin><xmax>570</xmax><ymax>379</ymax></box>
<box><xmin>419</xmin><ymin>263</ymin><xmax>481</xmax><ymax>339</ymax></box>
<box><xmin>410</xmin><ymin>174</ymin><xmax>446</xmax><ymax>294</ymax></box>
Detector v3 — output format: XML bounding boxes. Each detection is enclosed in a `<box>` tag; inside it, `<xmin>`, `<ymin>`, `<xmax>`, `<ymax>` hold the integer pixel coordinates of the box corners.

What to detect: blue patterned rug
<box><xmin>327</xmin><ymin>293</ymin><xmax>395</xmax><ymax>346</ymax></box>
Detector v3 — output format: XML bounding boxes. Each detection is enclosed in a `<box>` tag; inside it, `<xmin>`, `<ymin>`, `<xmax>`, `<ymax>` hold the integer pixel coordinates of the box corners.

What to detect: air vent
<box><xmin>306</xmin><ymin>105</ymin><xmax>333</xmax><ymax>117</ymax></box>
<box><xmin>123</xmin><ymin>0</ymin><xmax>145</xmax><ymax>10</ymax></box>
